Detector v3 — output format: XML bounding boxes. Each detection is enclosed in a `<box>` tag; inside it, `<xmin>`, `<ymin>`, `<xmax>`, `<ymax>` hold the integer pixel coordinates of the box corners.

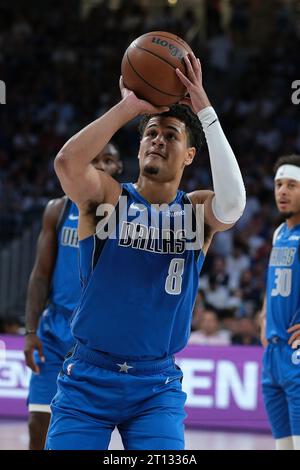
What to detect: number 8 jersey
<box><xmin>71</xmin><ymin>183</ymin><xmax>205</xmax><ymax>359</ymax></box>
<box><xmin>266</xmin><ymin>222</ymin><xmax>300</xmax><ymax>340</ymax></box>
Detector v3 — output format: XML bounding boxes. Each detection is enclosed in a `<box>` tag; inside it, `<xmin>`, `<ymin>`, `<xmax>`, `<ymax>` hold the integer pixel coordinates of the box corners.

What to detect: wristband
<box><xmin>25</xmin><ymin>329</ymin><xmax>37</xmax><ymax>335</ymax></box>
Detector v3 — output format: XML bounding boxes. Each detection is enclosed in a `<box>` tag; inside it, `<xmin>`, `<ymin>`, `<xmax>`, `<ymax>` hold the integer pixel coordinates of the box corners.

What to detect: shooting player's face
<box><xmin>138</xmin><ymin>116</ymin><xmax>195</xmax><ymax>182</ymax></box>
<box><xmin>275</xmin><ymin>178</ymin><xmax>300</xmax><ymax>218</ymax></box>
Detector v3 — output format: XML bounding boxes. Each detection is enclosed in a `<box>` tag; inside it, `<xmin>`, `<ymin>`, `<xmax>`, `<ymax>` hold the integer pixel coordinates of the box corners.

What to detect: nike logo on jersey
<box><xmin>165</xmin><ymin>376</ymin><xmax>178</xmax><ymax>384</ymax></box>
<box><xmin>69</xmin><ymin>214</ymin><xmax>79</xmax><ymax>220</ymax></box>
<box><xmin>129</xmin><ymin>203</ymin><xmax>147</xmax><ymax>212</ymax></box>
<box><xmin>289</xmin><ymin>235</ymin><xmax>300</xmax><ymax>241</ymax></box>
<box><xmin>129</xmin><ymin>203</ymin><xmax>185</xmax><ymax>217</ymax></box>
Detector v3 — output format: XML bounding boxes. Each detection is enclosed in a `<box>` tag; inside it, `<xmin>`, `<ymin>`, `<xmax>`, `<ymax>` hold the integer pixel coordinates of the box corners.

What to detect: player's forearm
<box><xmin>55</xmin><ymin>98</ymin><xmax>135</xmax><ymax>171</ymax></box>
<box><xmin>192</xmin><ymin>87</ymin><xmax>211</xmax><ymax>113</ymax></box>
<box><xmin>260</xmin><ymin>308</ymin><xmax>266</xmax><ymax>331</ymax></box>
<box><xmin>25</xmin><ymin>275</ymin><xmax>50</xmax><ymax>330</ymax></box>
<box><xmin>260</xmin><ymin>296</ymin><xmax>267</xmax><ymax>325</ymax></box>
<box><xmin>259</xmin><ymin>296</ymin><xmax>268</xmax><ymax>346</ymax></box>
<box><xmin>198</xmin><ymin>107</ymin><xmax>246</xmax><ymax>224</ymax></box>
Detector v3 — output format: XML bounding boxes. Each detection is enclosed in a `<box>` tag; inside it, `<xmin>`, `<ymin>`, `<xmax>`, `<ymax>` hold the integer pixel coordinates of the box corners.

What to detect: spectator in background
<box><xmin>189</xmin><ymin>309</ymin><xmax>231</xmax><ymax>346</ymax></box>
<box><xmin>190</xmin><ymin>290</ymin><xmax>204</xmax><ymax>332</ymax></box>
<box><xmin>231</xmin><ymin>317</ymin><xmax>260</xmax><ymax>345</ymax></box>
<box><xmin>226</xmin><ymin>239</ymin><xmax>250</xmax><ymax>290</ymax></box>
<box><xmin>0</xmin><ymin>317</ymin><xmax>23</xmax><ymax>335</ymax></box>
<box><xmin>201</xmin><ymin>256</ymin><xmax>242</xmax><ymax>317</ymax></box>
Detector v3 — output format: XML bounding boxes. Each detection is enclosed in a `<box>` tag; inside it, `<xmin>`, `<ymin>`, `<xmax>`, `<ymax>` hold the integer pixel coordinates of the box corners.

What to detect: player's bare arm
<box><xmin>177</xmin><ymin>54</ymin><xmax>246</xmax><ymax>238</ymax></box>
<box><xmin>187</xmin><ymin>190</ymin><xmax>231</xmax><ymax>253</ymax></box>
<box><xmin>260</xmin><ymin>295</ymin><xmax>268</xmax><ymax>347</ymax></box>
<box><xmin>54</xmin><ymin>79</ymin><xmax>169</xmax><ymax>238</ymax></box>
<box><xmin>24</xmin><ymin>198</ymin><xmax>64</xmax><ymax>373</ymax></box>
<box><xmin>54</xmin><ymin>81</ymin><xmax>169</xmax><ymax>204</ymax></box>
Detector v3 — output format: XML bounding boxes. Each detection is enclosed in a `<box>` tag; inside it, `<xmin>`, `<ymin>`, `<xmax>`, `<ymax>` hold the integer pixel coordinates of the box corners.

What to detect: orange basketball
<box><xmin>121</xmin><ymin>31</ymin><xmax>193</xmax><ymax>106</ymax></box>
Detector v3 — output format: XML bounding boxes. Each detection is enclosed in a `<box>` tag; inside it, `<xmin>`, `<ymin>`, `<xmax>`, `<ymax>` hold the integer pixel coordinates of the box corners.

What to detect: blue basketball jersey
<box><xmin>266</xmin><ymin>222</ymin><xmax>300</xmax><ymax>340</ymax></box>
<box><xmin>71</xmin><ymin>183</ymin><xmax>205</xmax><ymax>359</ymax></box>
<box><xmin>49</xmin><ymin>199</ymin><xmax>81</xmax><ymax>313</ymax></box>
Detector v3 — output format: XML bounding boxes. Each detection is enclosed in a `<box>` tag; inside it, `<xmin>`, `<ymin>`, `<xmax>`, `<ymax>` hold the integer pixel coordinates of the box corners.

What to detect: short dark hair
<box><xmin>274</xmin><ymin>154</ymin><xmax>300</xmax><ymax>173</ymax></box>
<box><xmin>138</xmin><ymin>104</ymin><xmax>203</xmax><ymax>157</ymax></box>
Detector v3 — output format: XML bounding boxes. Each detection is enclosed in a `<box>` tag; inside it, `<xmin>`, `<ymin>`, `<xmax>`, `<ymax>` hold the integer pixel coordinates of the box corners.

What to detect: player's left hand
<box><xmin>287</xmin><ymin>324</ymin><xmax>300</xmax><ymax>349</ymax></box>
<box><xmin>176</xmin><ymin>54</ymin><xmax>210</xmax><ymax>114</ymax></box>
<box><xmin>119</xmin><ymin>76</ymin><xmax>169</xmax><ymax>115</ymax></box>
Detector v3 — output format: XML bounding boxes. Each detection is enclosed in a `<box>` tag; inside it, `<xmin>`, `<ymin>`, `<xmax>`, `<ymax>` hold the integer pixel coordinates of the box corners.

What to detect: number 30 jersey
<box><xmin>266</xmin><ymin>222</ymin><xmax>300</xmax><ymax>340</ymax></box>
<box><xmin>71</xmin><ymin>183</ymin><xmax>205</xmax><ymax>359</ymax></box>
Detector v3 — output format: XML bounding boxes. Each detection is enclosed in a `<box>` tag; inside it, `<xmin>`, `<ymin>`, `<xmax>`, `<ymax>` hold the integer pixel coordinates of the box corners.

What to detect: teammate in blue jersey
<box><xmin>45</xmin><ymin>53</ymin><xmax>245</xmax><ymax>450</ymax></box>
<box><xmin>24</xmin><ymin>143</ymin><xmax>122</xmax><ymax>450</ymax></box>
<box><xmin>261</xmin><ymin>154</ymin><xmax>300</xmax><ymax>450</ymax></box>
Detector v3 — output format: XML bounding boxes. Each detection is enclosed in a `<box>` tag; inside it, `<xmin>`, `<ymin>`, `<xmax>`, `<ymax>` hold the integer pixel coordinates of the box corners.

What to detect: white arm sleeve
<box><xmin>197</xmin><ymin>106</ymin><xmax>246</xmax><ymax>224</ymax></box>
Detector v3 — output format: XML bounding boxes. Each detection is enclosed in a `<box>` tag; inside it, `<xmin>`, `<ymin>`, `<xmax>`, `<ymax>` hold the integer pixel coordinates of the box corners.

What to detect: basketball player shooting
<box><xmin>45</xmin><ymin>53</ymin><xmax>246</xmax><ymax>450</ymax></box>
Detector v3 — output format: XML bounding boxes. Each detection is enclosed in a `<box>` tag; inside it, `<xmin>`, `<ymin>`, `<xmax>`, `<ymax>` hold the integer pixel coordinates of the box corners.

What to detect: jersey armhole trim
<box><xmin>56</xmin><ymin>197</ymin><xmax>72</xmax><ymax>233</ymax></box>
<box><xmin>272</xmin><ymin>223</ymin><xmax>285</xmax><ymax>245</ymax></box>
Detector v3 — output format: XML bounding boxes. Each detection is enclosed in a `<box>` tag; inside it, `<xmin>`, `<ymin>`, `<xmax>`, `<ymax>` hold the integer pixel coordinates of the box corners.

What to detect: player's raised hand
<box><xmin>287</xmin><ymin>324</ymin><xmax>300</xmax><ymax>349</ymax></box>
<box><xmin>24</xmin><ymin>333</ymin><xmax>45</xmax><ymax>374</ymax></box>
<box><xmin>176</xmin><ymin>54</ymin><xmax>210</xmax><ymax>114</ymax></box>
<box><xmin>119</xmin><ymin>76</ymin><xmax>169</xmax><ymax>116</ymax></box>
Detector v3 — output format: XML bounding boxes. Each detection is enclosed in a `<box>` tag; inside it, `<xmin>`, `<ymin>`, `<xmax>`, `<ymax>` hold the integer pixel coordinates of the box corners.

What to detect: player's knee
<box><xmin>28</xmin><ymin>412</ymin><xmax>51</xmax><ymax>450</ymax></box>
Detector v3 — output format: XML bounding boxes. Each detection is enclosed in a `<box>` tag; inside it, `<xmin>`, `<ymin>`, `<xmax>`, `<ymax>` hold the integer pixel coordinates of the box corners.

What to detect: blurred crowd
<box><xmin>1</xmin><ymin>0</ymin><xmax>300</xmax><ymax>341</ymax></box>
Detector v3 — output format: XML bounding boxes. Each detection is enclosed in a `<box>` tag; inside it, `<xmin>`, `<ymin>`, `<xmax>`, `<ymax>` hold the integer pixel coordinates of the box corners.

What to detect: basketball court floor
<box><xmin>0</xmin><ymin>420</ymin><xmax>274</xmax><ymax>450</ymax></box>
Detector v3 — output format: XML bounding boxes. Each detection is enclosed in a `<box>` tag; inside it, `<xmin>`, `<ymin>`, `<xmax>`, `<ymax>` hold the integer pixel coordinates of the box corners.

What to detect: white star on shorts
<box><xmin>117</xmin><ymin>362</ymin><xmax>134</xmax><ymax>373</ymax></box>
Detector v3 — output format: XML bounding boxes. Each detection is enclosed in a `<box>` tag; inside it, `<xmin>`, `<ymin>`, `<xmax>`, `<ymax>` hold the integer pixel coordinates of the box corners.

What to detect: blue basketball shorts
<box><xmin>27</xmin><ymin>305</ymin><xmax>74</xmax><ymax>412</ymax></box>
<box><xmin>262</xmin><ymin>338</ymin><xmax>300</xmax><ymax>438</ymax></box>
<box><xmin>45</xmin><ymin>343</ymin><xmax>187</xmax><ymax>450</ymax></box>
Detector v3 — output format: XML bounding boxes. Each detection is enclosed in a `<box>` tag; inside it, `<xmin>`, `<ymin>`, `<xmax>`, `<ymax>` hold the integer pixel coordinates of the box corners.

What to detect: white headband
<box><xmin>275</xmin><ymin>164</ymin><xmax>300</xmax><ymax>182</ymax></box>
